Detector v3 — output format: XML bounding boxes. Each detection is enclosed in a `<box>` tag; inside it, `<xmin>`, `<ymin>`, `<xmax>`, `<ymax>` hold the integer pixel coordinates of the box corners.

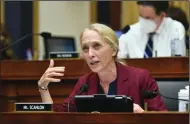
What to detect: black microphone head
<box><xmin>80</xmin><ymin>84</ymin><xmax>88</xmax><ymax>92</ymax></box>
<box><xmin>40</xmin><ymin>32</ymin><xmax>52</xmax><ymax>39</ymax></box>
<box><xmin>144</xmin><ymin>90</ymin><xmax>158</xmax><ymax>99</ymax></box>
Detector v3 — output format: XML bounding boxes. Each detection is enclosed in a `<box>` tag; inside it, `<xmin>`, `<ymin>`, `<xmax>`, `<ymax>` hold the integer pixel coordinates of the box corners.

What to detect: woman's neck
<box><xmin>98</xmin><ymin>61</ymin><xmax>117</xmax><ymax>85</ymax></box>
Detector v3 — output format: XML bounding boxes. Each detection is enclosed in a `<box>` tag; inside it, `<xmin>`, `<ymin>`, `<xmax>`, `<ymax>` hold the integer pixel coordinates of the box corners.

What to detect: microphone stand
<box><xmin>159</xmin><ymin>93</ymin><xmax>189</xmax><ymax>102</ymax></box>
<box><xmin>68</xmin><ymin>84</ymin><xmax>88</xmax><ymax>112</ymax></box>
<box><xmin>67</xmin><ymin>88</ymin><xmax>84</xmax><ymax>113</ymax></box>
<box><xmin>0</xmin><ymin>33</ymin><xmax>37</xmax><ymax>53</ymax></box>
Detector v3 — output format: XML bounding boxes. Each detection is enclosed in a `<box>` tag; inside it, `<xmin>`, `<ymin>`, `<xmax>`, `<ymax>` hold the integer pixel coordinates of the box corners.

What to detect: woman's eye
<box><xmin>82</xmin><ymin>46</ymin><xmax>89</xmax><ymax>52</ymax></box>
<box><xmin>93</xmin><ymin>43</ymin><xmax>101</xmax><ymax>49</ymax></box>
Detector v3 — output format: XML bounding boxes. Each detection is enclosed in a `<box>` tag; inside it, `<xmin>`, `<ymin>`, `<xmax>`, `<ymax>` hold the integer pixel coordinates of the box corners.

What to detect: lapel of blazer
<box><xmin>87</xmin><ymin>72</ymin><xmax>99</xmax><ymax>95</ymax></box>
<box><xmin>116</xmin><ymin>62</ymin><xmax>129</xmax><ymax>95</ymax></box>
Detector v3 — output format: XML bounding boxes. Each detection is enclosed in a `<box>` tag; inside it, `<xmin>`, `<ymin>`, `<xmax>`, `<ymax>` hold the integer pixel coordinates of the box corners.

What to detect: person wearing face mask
<box><xmin>38</xmin><ymin>23</ymin><xmax>167</xmax><ymax>113</ymax></box>
<box><xmin>117</xmin><ymin>1</ymin><xmax>186</xmax><ymax>59</ymax></box>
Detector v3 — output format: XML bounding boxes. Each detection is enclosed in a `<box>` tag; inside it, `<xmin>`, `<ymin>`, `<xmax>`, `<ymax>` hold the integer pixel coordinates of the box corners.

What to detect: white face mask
<box><xmin>139</xmin><ymin>17</ymin><xmax>157</xmax><ymax>34</ymax></box>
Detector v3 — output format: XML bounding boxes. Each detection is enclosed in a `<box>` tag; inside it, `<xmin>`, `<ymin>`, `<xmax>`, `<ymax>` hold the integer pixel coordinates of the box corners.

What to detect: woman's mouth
<box><xmin>90</xmin><ymin>61</ymin><xmax>100</xmax><ymax>65</ymax></box>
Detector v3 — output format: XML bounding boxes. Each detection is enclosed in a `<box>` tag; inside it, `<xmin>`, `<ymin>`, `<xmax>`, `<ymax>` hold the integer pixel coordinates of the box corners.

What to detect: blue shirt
<box><xmin>98</xmin><ymin>79</ymin><xmax>117</xmax><ymax>95</ymax></box>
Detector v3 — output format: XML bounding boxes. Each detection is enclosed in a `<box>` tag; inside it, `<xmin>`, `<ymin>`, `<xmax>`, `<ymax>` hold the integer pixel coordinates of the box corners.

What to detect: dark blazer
<box><xmin>53</xmin><ymin>62</ymin><xmax>167</xmax><ymax>112</ymax></box>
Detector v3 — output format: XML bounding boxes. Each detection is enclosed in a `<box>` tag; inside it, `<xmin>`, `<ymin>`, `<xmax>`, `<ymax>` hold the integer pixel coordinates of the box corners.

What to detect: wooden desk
<box><xmin>0</xmin><ymin>57</ymin><xmax>188</xmax><ymax>112</ymax></box>
<box><xmin>0</xmin><ymin>57</ymin><xmax>188</xmax><ymax>80</ymax></box>
<box><xmin>0</xmin><ymin>112</ymin><xmax>189</xmax><ymax>124</ymax></box>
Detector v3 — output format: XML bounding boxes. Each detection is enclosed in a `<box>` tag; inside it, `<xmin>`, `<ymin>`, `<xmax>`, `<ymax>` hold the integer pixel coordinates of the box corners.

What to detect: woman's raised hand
<box><xmin>38</xmin><ymin>59</ymin><xmax>65</xmax><ymax>88</ymax></box>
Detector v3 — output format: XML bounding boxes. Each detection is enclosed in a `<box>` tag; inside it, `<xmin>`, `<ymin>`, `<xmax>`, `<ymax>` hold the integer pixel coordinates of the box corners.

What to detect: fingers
<box><xmin>43</xmin><ymin>69</ymin><xmax>64</xmax><ymax>84</ymax></box>
<box><xmin>133</xmin><ymin>103</ymin><xmax>144</xmax><ymax>113</ymax></box>
<box><xmin>91</xmin><ymin>111</ymin><xmax>100</xmax><ymax>113</ymax></box>
<box><xmin>46</xmin><ymin>78</ymin><xmax>61</xmax><ymax>82</ymax></box>
<box><xmin>47</xmin><ymin>72</ymin><xmax>64</xmax><ymax>77</ymax></box>
<box><xmin>49</xmin><ymin>59</ymin><xmax>54</xmax><ymax>68</ymax></box>
<box><xmin>47</xmin><ymin>59</ymin><xmax>65</xmax><ymax>73</ymax></box>
<box><xmin>39</xmin><ymin>59</ymin><xmax>65</xmax><ymax>87</ymax></box>
<box><xmin>46</xmin><ymin>67</ymin><xmax>65</xmax><ymax>73</ymax></box>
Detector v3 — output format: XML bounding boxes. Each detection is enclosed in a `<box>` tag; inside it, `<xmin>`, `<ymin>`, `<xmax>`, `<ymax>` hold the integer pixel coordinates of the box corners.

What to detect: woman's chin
<box><xmin>90</xmin><ymin>66</ymin><xmax>102</xmax><ymax>73</ymax></box>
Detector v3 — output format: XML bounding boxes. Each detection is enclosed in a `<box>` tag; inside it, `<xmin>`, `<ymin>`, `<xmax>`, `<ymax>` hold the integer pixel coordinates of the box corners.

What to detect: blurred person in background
<box><xmin>0</xmin><ymin>23</ymin><xmax>14</xmax><ymax>60</ymax></box>
<box><xmin>118</xmin><ymin>1</ymin><xmax>186</xmax><ymax>59</ymax></box>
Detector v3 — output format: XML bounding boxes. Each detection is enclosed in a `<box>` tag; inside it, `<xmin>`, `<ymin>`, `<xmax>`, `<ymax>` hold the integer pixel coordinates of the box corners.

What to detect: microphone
<box><xmin>0</xmin><ymin>32</ymin><xmax>52</xmax><ymax>53</ymax></box>
<box><xmin>144</xmin><ymin>90</ymin><xmax>189</xmax><ymax>102</ymax></box>
<box><xmin>67</xmin><ymin>84</ymin><xmax>88</xmax><ymax>112</ymax></box>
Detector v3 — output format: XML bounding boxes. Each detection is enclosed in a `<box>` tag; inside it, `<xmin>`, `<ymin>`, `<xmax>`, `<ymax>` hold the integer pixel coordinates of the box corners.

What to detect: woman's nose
<box><xmin>88</xmin><ymin>48</ymin><xmax>95</xmax><ymax>58</ymax></box>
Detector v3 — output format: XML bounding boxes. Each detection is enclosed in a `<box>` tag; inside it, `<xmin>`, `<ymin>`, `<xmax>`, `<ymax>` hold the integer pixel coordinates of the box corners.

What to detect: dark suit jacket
<box><xmin>53</xmin><ymin>62</ymin><xmax>167</xmax><ymax>112</ymax></box>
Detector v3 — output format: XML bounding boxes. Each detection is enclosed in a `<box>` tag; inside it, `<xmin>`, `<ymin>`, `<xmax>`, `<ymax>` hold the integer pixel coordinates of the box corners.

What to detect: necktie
<box><xmin>144</xmin><ymin>33</ymin><xmax>155</xmax><ymax>58</ymax></box>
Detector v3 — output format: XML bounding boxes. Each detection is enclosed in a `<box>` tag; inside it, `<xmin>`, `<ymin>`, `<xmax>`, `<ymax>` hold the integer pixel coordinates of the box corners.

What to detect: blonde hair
<box><xmin>80</xmin><ymin>23</ymin><xmax>119</xmax><ymax>58</ymax></box>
